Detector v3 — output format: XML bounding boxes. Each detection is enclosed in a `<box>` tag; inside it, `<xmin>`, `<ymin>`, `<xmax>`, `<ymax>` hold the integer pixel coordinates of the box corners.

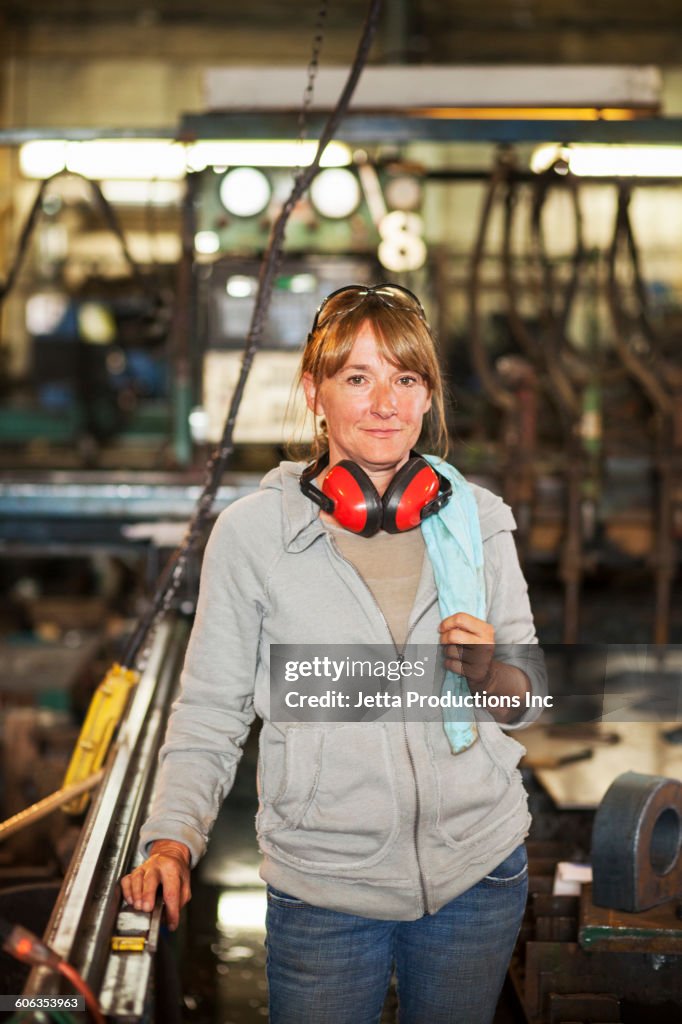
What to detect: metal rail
<box><xmin>22</xmin><ymin>616</ymin><xmax>189</xmax><ymax>1020</ymax></box>
<box><xmin>179</xmin><ymin>112</ymin><xmax>682</xmax><ymax>145</ymax></box>
<box><xmin>0</xmin><ymin>472</ymin><xmax>259</xmax><ymax>519</ymax></box>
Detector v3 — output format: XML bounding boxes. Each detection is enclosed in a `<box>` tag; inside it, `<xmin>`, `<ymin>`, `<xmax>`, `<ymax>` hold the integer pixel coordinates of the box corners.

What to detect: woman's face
<box><xmin>303</xmin><ymin>321</ymin><xmax>432</xmax><ymax>475</ymax></box>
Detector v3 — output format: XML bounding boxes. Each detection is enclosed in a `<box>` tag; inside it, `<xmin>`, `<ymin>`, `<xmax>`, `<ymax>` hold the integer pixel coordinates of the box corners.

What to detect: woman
<box><xmin>121</xmin><ymin>283</ymin><xmax>545</xmax><ymax>1024</ymax></box>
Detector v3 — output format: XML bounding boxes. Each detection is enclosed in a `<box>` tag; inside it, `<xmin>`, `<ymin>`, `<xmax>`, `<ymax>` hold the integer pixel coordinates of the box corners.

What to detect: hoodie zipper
<box><xmin>326</xmin><ymin>533</ymin><xmax>436</xmax><ymax>916</ymax></box>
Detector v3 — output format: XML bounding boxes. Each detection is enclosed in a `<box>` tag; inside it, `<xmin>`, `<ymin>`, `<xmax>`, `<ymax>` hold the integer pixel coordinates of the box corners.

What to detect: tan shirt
<box><xmin>323</xmin><ymin>519</ymin><xmax>425</xmax><ymax>648</ymax></box>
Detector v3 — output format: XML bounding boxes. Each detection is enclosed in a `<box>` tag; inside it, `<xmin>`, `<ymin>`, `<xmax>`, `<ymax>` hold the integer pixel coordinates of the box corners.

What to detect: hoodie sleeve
<box><xmin>476</xmin><ymin>487</ymin><xmax>548</xmax><ymax>731</ymax></box>
<box><xmin>139</xmin><ymin>504</ymin><xmax>266</xmax><ymax>865</ymax></box>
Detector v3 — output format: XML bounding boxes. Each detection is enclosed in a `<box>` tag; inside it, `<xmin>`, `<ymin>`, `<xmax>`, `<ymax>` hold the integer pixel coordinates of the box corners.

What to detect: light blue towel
<box><xmin>420</xmin><ymin>455</ymin><xmax>486</xmax><ymax>754</ymax></box>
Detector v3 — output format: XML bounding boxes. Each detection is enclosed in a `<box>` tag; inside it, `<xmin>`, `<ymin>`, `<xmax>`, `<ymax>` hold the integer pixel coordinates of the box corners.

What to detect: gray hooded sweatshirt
<box><xmin>140</xmin><ymin>461</ymin><xmax>545</xmax><ymax>921</ymax></box>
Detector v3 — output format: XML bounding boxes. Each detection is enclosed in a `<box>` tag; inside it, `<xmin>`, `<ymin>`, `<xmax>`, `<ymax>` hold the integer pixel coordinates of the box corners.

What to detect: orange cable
<box><xmin>57</xmin><ymin>960</ymin><xmax>106</xmax><ymax>1024</ymax></box>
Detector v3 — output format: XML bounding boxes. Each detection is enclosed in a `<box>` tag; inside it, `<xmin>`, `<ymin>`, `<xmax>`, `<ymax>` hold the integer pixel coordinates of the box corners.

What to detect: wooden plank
<box><xmin>579</xmin><ymin>885</ymin><xmax>682</xmax><ymax>954</ymax></box>
<box><xmin>548</xmin><ymin>991</ymin><xmax>621</xmax><ymax>1022</ymax></box>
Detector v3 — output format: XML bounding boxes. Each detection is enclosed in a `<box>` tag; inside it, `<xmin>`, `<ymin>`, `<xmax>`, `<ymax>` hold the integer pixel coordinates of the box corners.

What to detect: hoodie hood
<box><xmin>467</xmin><ymin>481</ymin><xmax>516</xmax><ymax>539</ymax></box>
<box><xmin>259</xmin><ymin>460</ymin><xmax>324</xmax><ymax>552</ymax></box>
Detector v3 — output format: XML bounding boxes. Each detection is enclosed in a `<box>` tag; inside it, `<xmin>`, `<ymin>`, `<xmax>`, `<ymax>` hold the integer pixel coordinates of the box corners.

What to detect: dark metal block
<box><xmin>591</xmin><ymin>771</ymin><xmax>682</xmax><ymax>912</ymax></box>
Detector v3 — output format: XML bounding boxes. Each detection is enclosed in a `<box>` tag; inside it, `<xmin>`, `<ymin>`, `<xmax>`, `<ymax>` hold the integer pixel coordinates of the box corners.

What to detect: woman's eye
<box><xmin>346</xmin><ymin>375</ymin><xmax>366</xmax><ymax>385</ymax></box>
<box><xmin>398</xmin><ymin>375</ymin><xmax>418</xmax><ymax>386</ymax></box>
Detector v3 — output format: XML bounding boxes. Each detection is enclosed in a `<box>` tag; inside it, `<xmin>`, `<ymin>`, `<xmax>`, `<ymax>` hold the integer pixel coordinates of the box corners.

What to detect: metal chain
<box><xmin>297</xmin><ymin>1</ymin><xmax>329</xmax><ymax>148</ymax></box>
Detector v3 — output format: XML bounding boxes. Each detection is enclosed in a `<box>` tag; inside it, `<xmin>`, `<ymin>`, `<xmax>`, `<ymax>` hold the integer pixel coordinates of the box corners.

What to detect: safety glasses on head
<box><xmin>307</xmin><ymin>282</ymin><xmax>430</xmax><ymax>344</ymax></box>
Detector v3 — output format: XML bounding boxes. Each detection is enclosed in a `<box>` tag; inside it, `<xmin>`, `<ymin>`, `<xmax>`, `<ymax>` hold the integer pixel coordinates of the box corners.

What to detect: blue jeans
<box><xmin>265</xmin><ymin>843</ymin><xmax>528</xmax><ymax>1024</ymax></box>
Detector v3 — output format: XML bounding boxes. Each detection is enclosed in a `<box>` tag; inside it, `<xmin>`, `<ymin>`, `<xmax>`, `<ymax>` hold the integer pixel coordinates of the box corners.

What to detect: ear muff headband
<box><xmin>300</xmin><ymin>451</ymin><xmax>451</xmax><ymax>536</ymax></box>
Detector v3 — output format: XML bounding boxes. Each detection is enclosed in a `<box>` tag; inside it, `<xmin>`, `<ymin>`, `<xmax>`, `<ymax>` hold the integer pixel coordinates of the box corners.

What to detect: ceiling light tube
<box><xmin>531</xmin><ymin>143</ymin><xmax>682</xmax><ymax>178</ymax></box>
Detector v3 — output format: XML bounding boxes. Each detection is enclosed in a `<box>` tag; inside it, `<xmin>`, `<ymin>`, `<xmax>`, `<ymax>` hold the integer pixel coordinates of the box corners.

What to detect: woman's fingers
<box><xmin>439</xmin><ymin>612</ymin><xmax>494</xmax><ymax>642</ymax></box>
<box><xmin>120</xmin><ymin>863</ymin><xmax>156</xmax><ymax>911</ymax></box>
<box><xmin>140</xmin><ymin>866</ymin><xmax>162</xmax><ymax>913</ymax></box>
<box><xmin>433</xmin><ymin>614</ymin><xmax>496</xmax><ymax>683</ymax></box>
<box><xmin>120</xmin><ymin>852</ymin><xmax>191</xmax><ymax>932</ymax></box>
<box><xmin>447</xmin><ymin>641</ymin><xmax>492</xmax><ymax>661</ymax></box>
<box><xmin>439</xmin><ymin>612</ymin><xmax>495</xmax><ymax>686</ymax></box>
<box><xmin>158</xmin><ymin>865</ymin><xmax>182</xmax><ymax>930</ymax></box>
<box><xmin>120</xmin><ymin>873</ymin><xmax>133</xmax><ymax>904</ymax></box>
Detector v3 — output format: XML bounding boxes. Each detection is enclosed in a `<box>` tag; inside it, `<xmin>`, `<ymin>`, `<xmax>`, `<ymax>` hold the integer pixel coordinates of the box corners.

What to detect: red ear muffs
<box><xmin>321</xmin><ymin>461</ymin><xmax>383</xmax><ymax>537</ymax></box>
<box><xmin>382</xmin><ymin>458</ymin><xmax>441</xmax><ymax>533</ymax></box>
<box><xmin>300</xmin><ymin>452</ymin><xmax>451</xmax><ymax>537</ymax></box>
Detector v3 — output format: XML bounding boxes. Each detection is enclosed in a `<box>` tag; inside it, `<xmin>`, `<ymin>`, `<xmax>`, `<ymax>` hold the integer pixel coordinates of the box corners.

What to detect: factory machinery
<box><xmin>1</xmin><ymin>618</ymin><xmax>188</xmax><ymax>1023</ymax></box>
<box><xmin>466</xmin><ymin>157</ymin><xmax>682</xmax><ymax>644</ymax></box>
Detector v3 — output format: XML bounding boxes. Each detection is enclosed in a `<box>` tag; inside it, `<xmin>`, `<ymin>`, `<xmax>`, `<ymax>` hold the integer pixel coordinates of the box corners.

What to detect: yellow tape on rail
<box><xmin>61</xmin><ymin>663</ymin><xmax>140</xmax><ymax>815</ymax></box>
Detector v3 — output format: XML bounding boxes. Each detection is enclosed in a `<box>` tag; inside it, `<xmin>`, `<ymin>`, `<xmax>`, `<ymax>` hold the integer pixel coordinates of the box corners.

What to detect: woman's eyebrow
<box><xmin>341</xmin><ymin>363</ymin><xmax>414</xmax><ymax>372</ymax></box>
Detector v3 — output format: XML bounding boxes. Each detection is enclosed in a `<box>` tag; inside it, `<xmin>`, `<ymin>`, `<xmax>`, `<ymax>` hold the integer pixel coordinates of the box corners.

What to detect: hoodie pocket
<box><xmin>257</xmin><ymin>723</ymin><xmax>400</xmax><ymax>872</ymax></box>
<box><xmin>429</xmin><ymin>723</ymin><xmax>526</xmax><ymax>848</ymax></box>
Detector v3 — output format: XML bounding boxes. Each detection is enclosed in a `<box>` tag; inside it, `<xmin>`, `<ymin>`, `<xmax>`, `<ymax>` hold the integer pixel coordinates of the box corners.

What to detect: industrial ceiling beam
<box><xmin>178</xmin><ymin>111</ymin><xmax>682</xmax><ymax>145</ymax></box>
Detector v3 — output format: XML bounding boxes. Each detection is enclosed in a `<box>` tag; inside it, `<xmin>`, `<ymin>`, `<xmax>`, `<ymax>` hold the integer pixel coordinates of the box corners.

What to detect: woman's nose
<box><xmin>370</xmin><ymin>383</ymin><xmax>397</xmax><ymax>416</ymax></box>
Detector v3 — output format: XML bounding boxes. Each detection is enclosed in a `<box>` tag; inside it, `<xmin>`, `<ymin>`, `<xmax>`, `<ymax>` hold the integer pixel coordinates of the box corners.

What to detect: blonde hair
<box><xmin>293</xmin><ymin>289</ymin><xmax>449</xmax><ymax>461</ymax></box>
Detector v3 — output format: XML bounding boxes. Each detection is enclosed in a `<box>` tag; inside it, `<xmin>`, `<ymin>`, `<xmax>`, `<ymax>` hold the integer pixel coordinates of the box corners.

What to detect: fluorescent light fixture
<box><xmin>195</xmin><ymin>230</ymin><xmax>221</xmax><ymax>255</ymax></box>
<box><xmin>530</xmin><ymin>144</ymin><xmax>565</xmax><ymax>174</ymax></box>
<box><xmin>20</xmin><ymin>140</ymin><xmax>68</xmax><ymax>178</ymax></box>
<box><xmin>20</xmin><ymin>139</ymin><xmax>186</xmax><ymax>180</ymax></box>
<box><xmin>186</xmin><ymin>140</ymin><xmax>351</xmax><ymax>171</ymax></box>
<box><xmin>531</xmin><ymin>143</ymin><xmax>682</xmax><ymax>177</ymax></box>
<box><xmin>100</xmin><ymin>180</ymin><xmax>184</xmax><ymax>205</ymax></box>
<box><xmin>310</xmin><ymin>167</ymin><xmax>361</xmax><ymax>219</ymax></box>
<box><xmin>571</xmin><ymin>146</ymin><xmax>682</xmax><ymax>176</ymax></box>
<box><xmin>68</xmin><ymin>141</ymin><xmax>186</xmax><ymax>180</ymax></box>
<box><xmin>20</xmin><ymin>138</ymin><xmax>352</xmax><ymax>183</ymax></box>
<box><xmin>219</xmin><ymin>167</ymin><xmax>271</xmax><ymax>217</ymax></box>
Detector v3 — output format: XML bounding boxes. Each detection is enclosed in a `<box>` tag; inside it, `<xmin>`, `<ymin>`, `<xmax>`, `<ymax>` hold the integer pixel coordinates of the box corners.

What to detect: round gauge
<box><xmin>385</xmin><ymin>174</ymin><xmax>422</xmax><ymax>212</ymax></box>
<box><xmin>219</xmin><ymin>167</ymin><xmax>272</xmax><ymax>218</ymax></box>
<box><xmin>377</xmin><ymin>211</ymin><xmax>427</xmax><ymax>273</ymax></box>
<box><xmin>310</xmin><ymin>168</ymin><xmax>361</xmax><ymax>220</ymax></box>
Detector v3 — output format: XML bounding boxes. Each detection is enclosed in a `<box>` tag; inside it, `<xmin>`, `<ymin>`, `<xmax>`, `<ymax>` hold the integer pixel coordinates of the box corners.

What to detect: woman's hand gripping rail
<box><xmin>120</xmin><ymin>839</ymin><xmax>192</xmax><ymax>932</ymax></box>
